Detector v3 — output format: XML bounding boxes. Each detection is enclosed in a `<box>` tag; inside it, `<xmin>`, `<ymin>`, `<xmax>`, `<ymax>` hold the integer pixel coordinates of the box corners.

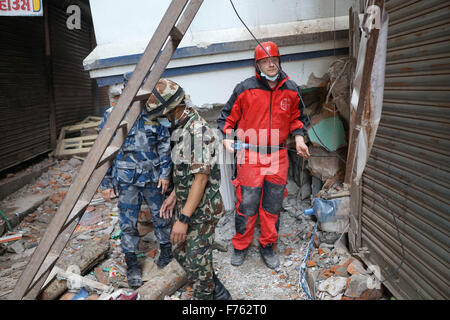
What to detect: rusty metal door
<box><xmin>0</xmin><ymin>17</ymin><xmax>52</xmax><ymax>172</ymax></box>
<box><xmin>357</xmin><ymin>0</ymin><xmax>450</xmax><ymax>299</ymax></box>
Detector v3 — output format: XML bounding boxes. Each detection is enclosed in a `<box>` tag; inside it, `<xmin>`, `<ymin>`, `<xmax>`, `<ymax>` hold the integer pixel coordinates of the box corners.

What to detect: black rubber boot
<box><xmin>230</xmin><ymin>247</ymin><xmax>248</xmax><ymax>266</ymax></box>
<box><xmin>213</xmin><ymin>273</ymin><xmax>232</xmax><ymax>300</ymax></box>
<box><xmin>125</xmin><ymin>252</ymin><xmax>142</xmax><ymax>289</ymax></box>
<box><xmin>259</xmin><ymin>243</ymin><xmax>280</xmax><ymax>270</ymax></box>
<box><xmin>156</xmin><ymin>243</ymin><xmax>173</xmax><ymax>268</ymax></box>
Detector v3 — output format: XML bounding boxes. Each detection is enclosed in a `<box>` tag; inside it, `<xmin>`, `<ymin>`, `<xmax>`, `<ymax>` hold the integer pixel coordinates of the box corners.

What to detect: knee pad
<box><xmin>238</xmin><ymin>186</ymin><xmax>262</xmax><ymax>217</ymax></box>
<box><xmin>262</xmin><ymin>180</ymin><xmax>285</xmax><ymax>215</ymax></box>
<box><xmin>235</xmin><ymin>212</ymin><xmax>248</xmax><ymax>235</ymax></box>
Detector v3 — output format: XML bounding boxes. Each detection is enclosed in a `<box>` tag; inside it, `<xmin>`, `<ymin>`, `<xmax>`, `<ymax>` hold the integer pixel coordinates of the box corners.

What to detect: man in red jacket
<box><xmin>217</xmin><ymin>41</ymin><xmax>310</xmax><ymax>269</ymax></box>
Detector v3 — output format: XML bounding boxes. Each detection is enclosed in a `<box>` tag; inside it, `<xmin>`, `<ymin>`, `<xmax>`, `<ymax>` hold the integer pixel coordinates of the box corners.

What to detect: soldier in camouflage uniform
<box><xmin>147</xmin><ymin>79</ymin><xmax>232</xmax><ymax>300</ymax></box>
<box><xmin>99</xmin><ymin>78</ymin><xmax>181</xmax><ymax>289</ymax></box>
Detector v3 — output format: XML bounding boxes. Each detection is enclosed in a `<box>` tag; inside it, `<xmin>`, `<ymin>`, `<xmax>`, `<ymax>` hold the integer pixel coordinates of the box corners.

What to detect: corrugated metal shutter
<box><xmin>48</xmin><ymin>0</ymin><xmax>96</xmax><ymax>134</ymax></box>
<box><xmin>359</xmin><ymin>0</ymin><xmax>450</xmax><ymax>299</ymax></box>
<box><xmin>0</xmin><ymin>17</ymin><xmax>51</xmax><ymax>171</ymax></box>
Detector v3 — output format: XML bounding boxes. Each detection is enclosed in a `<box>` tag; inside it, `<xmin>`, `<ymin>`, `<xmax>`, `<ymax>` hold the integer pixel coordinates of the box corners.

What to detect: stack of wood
<box><xmin>54</xmin><ymin>116</ymin><xmax>103</xmax><ymax>159</ymax></box>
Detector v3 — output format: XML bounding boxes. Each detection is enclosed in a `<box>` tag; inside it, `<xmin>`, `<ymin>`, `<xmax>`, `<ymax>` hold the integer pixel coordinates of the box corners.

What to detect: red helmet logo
<box><xmin>254</xmin><ymin>41</ymin><xmax>280</xmax><ymax>61</ymax></box>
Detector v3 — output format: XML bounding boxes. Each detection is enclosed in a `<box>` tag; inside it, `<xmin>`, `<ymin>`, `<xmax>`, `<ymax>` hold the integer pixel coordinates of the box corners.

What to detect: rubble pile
<box><xmin>0</xmin><ymin>158</ymin><xmax>165</xmax><ymax>300</ymax></box>
<box><xmin>0</xmin><ymin>156</ymin><xmax>387</xmax><ymax>300</ymax></box>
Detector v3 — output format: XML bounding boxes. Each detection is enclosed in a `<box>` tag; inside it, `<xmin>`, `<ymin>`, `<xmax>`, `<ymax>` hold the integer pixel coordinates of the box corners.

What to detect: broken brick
<box><xmin>147</xmin><ymin>248</ymin><xmax>158</xmax><ymax>258</ymax></box>
<box><xmin>342</xmin><ymin>258</ymin><xmax>355</xmax><ymax>268</ymax></box>
<box><xmin>279</xmin><ymin>233</ymin><xmax>293</xmax><ymax>238</ymax></box>
<box><xmin>280</xmin><ymin>274</ymin><xmax>286</xmax><ymax>279</ymax></box>
<box><xmin>307</xmin><ymin>260</ymin><xmax>316</xmax><ymax>267</ymax></box>
<box><xmin>330</xmin><ymin>265</ymin><xmax>348</xmax><ymax>277</ymax></box>
<box><xmin>284</xmin><ymin>248</ymin><xmax>293</xmax><ymax>256</ymax></box>
<box><xmin>24</xmin><ymin>213</ymin><xmax>37</xmax><ymax>223</ymax></box>
<box><xmin>50</xmin><ymin>194</ymin><xmax>60</xmax><ymax>204</ymax></box>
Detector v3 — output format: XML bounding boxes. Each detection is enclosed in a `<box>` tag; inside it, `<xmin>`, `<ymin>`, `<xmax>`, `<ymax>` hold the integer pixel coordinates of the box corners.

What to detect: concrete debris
<box><xmin>318</xmin><ymin>276</ymin><xmax>348</xmax><ymax>296</ymax></box>
<box><xmin>7</xmin><ymin>240</ymin><xmax>24</xmax><ymax>254</ymax></box>
<box><xmin>344</xmin><ymin>274</ymin><xmax>373</xmax><ymax>298</ymax></box>
<box><xmin>53</xmin><ymin>266</ymin><xmax>113</xmax><ymax>294</ymax></box>
<box><xmin>328</xmin><ymin>58</ymin><xmax>351</xmax><ymax>127</ymax></box>
<box><xmin>212</xmin><ymin>239</ymin><xmax>228</xmax><ymax>252</ymax></box>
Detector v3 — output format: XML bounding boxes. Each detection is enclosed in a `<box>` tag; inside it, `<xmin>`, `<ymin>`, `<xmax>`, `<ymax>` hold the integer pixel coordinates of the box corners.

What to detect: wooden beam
<box><xmin>344</xmin><ymin>0</ymin><xmax>384</xmax><ymax>186</ymax></box>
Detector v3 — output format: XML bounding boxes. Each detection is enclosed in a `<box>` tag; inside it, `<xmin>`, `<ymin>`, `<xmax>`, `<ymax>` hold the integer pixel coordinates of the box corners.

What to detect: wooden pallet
<box><xmin>54</xmin><ymin>117</ymin><xmax>102</xmax><ymax>158</ymax></box>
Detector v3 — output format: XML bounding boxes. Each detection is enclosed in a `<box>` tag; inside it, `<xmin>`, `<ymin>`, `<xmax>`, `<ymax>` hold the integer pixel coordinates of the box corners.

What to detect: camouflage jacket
<box><xmin>171</xmin><ymin>109</ymin><xmax>225</xmax><ymax>225</ymax></box>
<box><xmin>100</xmin><ymin>106</ymin><xmax>172</xmax><ymax>190</ymax></box>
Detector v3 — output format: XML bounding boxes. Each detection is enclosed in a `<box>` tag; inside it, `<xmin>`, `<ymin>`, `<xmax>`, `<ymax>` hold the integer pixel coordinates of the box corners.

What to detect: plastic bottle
<box><xmin>304</xmin><ymin>197</ymin><xmax>349</xmax><ymax>233</ymax></box>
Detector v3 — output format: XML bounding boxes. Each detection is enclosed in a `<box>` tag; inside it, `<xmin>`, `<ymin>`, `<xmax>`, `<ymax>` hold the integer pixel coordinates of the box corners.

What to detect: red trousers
<box><xmin>232</xmin><ymin>149</ymin><xmax>289</xmax><ymax>250</ymax></box>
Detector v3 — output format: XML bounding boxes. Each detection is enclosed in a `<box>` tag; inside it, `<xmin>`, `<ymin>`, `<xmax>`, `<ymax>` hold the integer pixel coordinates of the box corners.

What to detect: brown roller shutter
<box><xmin>47</xmin><ymin>0</ymin><xmax>97</xmax><ymax>134</ymax></box>
<box><xmin>0</xmin><ymin>16</ymin><xmax>51</xmax><ymax>171</ymax></box>
<box><xmin>357</xmin><ymin>0</ymin><xmax>450</xmax><ymax>299</ymax></box>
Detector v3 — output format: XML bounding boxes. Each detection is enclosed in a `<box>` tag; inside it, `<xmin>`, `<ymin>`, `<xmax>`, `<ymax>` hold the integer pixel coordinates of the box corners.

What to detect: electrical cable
<box><xmin>228</xmin><ymin>0</ymin><xmax>281</xmax><ymax>73</ymax></box>
<box><xmin>298</xmin><ymin>221</ymin><xmax>319</xmax><ymax>300</ymax></box>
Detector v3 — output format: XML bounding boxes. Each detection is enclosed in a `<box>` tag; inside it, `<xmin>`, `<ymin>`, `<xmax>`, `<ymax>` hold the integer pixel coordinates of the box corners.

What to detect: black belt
<box><xmin>247</xmin><ymin>143</ymin><xmax>285</xmax><ymax>154</ymax></box>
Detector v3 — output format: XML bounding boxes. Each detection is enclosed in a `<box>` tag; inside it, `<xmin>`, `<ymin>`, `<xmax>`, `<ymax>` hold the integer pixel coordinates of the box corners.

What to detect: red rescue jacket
<box><xmin>217</xmin><ymin>71</ymin><xmax>306</xmax><ymax>147</ymax></box>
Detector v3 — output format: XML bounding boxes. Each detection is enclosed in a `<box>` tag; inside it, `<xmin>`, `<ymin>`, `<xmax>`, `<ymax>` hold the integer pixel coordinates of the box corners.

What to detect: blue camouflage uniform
<box><xmin>99</xmin><ymin>106</ymin><xmax>172</xmax><ymax>254</ymax></box>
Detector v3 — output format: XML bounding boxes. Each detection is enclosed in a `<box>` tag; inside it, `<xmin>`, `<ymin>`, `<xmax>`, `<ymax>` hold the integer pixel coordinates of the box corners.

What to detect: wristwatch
<box><xmin>178</xmin><ymin>213</ymin><xmax>191</xmax><ymax>224</ymax></box>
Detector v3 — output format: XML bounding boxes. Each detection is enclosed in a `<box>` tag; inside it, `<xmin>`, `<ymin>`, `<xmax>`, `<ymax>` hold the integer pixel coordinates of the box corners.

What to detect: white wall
<box><xmin>164</xmin><ymin>40</ymin><xmax>347</xmax><ymax>106</ymax></box>
<box><xmin>89</xmin><ymin>0</ymin><xmax>360</xmax><ymax>46</ymax></box>
<box><xmin>86</xmin><ymin>0</ymin><xmax>360</xmax><ymax>106</ymax></box>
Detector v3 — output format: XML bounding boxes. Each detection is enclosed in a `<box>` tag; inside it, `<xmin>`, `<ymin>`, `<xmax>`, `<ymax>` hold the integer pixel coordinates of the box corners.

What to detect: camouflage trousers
<box><xmin>173</xmin><ymin>218</ymin><xmax>218</xmax><ymax>300</ymax></box>
<box><xmin>118</xmin><ymin>183</ymin><xmax>171</xmax><ymax>253</ymax></box>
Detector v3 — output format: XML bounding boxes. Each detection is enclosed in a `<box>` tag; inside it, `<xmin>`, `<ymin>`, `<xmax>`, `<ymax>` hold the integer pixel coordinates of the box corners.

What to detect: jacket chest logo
<box><xmin>280</xmin><ymin>98</ymin><xmax>291</xmax><ymax>111</ymax></box>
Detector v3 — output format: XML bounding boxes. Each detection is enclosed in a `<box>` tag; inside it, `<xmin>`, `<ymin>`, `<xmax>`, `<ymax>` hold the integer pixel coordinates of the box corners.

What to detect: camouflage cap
<box><xmin>145</xmin><ymin>78</ymin><xmax>185</xmax><ymax>119</ymax></box>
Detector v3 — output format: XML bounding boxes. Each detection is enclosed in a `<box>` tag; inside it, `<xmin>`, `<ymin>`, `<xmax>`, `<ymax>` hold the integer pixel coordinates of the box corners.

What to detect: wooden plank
<box><xmin>39</xmin><ymin>240</ymin><xmax>110</xmax><ymax>300</ymax></box>
<box><xmin>64</xmin><ymin>121</ymin><xmax>101</xmax><ymax>133</ymax></box>
<box><xmin>94</xmin><ymin>267</ymin><xmax>108</xmax><ymax>286</ymax></box>
<box><xmin>136</xmin><ymin>259</ymin><xmax>187</xmax><ymax>300</ymax></box>
<box><xmin>80</xmin><ymin>116</ymin><xmax>102</xmax><ymax>123</ymax></box>
<box><xmin>10</xmin><ymin>0</ymin><xmax>194</xmax><ymax>300</ymax></box>
<box><xmin>22</xmin><ymin>219</ymin><xmax>78</xmax><ymax>299</ymax></box>
<box><xmin>61</xmin><ymin>134</ymin><xmax>98</xmax><ymax>143</ymax></box>
<box><xmin>98</xmin><ymin>146</ymin><xmax>121</xmax><ymax>166</ymax></box>
<box><xmin>344</xmin><ymin>0</ymin><xmax>384</xmax><ymax>186</ymax></box>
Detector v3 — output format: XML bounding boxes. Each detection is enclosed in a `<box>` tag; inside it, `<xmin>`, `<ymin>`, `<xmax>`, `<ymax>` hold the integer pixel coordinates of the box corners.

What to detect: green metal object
<box><xmin>307</xmin><ymin>117</ymin><xmax>347</xmax><ymax>152</ymax></box>
<box><xmin>0</xmin><ymin>209</ymin><xmax>13</xmax><ymax>232</ymax></box>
